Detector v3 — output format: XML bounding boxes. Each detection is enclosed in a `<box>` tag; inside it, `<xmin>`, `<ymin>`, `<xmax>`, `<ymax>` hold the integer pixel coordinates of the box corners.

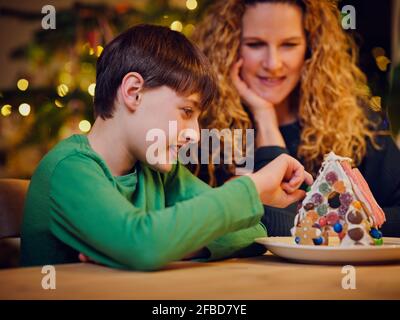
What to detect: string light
<box><xmin>17</xmin><ymin>79</ymin><xmax>29</xmax><ymax>91</ymax></box>
<box><xmin>375</xmin><ymin>56</ymin><xmax>391</xmax><ymax>72</ymax></box>
<box><xmin>57</xmin><ymin>84</ymin><xmax>69</xmax><ymax>97</ymax></box>
<box><xmin>96</xmin><ymin>45</ymin><xmax>104</xmax><ymax>57</ymax></box>
<box><xmin>186</xmin><ymin>0</ymin><xmax>198</xmax><ymax>10</ymax></box>
<box><xmin>88</xmin><ymin>83</ymin><xmax>96</xmax><ymax>96</ymax></box>
<box><xmin>18</xmin><ymin>103</ymin><xmax>31</xmax><ymax>116</ymax></box>
<box><xmin>183</xmin><ymin>24</ymin><xmax>195</xmax><ymax>36</ymax></box>
<box><xmin>79</xmin><ymin>120</ymin><xmax>91</xmax><ymax>133</ymax></box>
<box><xmin>170</xmin><ymin>21</ymin><xmax>183</xmax><ymax>32</ymax></box>
<box><xmin>54</xmin><ymin>99</ymin><xmax>64</xmax><ymax>108</ymax></box>
<box><xmin>1</xmin><ymin>104</ymin><xmax>12</xmax><ymax>117</ymax></box>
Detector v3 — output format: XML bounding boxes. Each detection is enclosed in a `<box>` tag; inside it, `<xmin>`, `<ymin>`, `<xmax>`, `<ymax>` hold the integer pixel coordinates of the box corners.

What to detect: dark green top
<box><xmin>21</xmin><ymin>134</ymin><xmax>266</xmax><ymax>270</ymax></box>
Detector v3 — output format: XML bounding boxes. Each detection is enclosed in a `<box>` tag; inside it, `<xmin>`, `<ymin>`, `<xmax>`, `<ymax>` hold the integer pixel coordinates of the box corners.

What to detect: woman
<box><xmin>192</xmin><ymin>0</ymin><xmax>400</xmax><ymax>236</ymax></box>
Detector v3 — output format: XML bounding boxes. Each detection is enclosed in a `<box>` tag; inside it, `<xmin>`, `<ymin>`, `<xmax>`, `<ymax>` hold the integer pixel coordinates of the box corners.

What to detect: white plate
<box><xmin>255</xmin><ymin>237</ymin><xmax>400</xmax><ymax>264</ymax></box>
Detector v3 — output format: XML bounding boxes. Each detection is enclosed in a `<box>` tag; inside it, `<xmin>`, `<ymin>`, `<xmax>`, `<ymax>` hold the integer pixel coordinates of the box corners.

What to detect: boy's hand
<box><xmin>249</xmin><ymin>154</ymin><xmax>313</xmax><ymax>208</ymax></box>
<box><xmin>78</xmin><ymin>253</ymin><xmax>100</xmax><ymax>265</ymax></box>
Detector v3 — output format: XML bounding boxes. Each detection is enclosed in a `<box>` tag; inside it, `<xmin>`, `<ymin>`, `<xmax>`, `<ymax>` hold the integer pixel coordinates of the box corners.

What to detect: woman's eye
<box><xmin>246</xmin><ymin>42</ymin><xmax>264</xmax><ymax>48</ymax></box>
<box><xmin>282</xmin><ymin>43</ymin><xmax>299</xmax><ymax>48</ymax></box>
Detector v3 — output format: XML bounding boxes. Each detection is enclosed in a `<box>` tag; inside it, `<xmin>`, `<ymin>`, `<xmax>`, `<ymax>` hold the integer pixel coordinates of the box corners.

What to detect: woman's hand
<box><xmin>249</xmin><ymin>154</ymin><xmax>313</xmax><ymax>208</ymax></box>
<box><xmin>230</xmin><ymin>59</ymin><xmax>285</xmax><ymax>148</ymax></box>
<box><xmin>231</xmin><ymin>59</ymin><xmax>275</xmax><ymax>117</ymax></box>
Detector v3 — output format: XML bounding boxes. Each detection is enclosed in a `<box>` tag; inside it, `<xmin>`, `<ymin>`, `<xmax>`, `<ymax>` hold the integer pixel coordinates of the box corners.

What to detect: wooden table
<box><xmin>1</xmin><ymin>251</ymin><xmax>400</xmax><ymax>300</ymax></box>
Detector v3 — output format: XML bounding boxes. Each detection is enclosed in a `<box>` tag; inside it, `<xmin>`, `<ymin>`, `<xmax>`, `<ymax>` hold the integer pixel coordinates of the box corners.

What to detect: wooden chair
<box><xmin>0</xmin><ymin>179</ymin><xmax>30</xmax><ymax>239</ymax></box>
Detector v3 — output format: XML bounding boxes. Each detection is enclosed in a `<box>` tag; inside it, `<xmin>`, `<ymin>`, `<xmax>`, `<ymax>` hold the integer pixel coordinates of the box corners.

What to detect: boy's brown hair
<box><xmin>94</xmin><ymin>24</ymin><xmax>217</xmax><ymax>119</ymax></box>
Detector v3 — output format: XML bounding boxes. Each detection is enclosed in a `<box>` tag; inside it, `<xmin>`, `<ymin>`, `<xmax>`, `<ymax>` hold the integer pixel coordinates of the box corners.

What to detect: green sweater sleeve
<box><xmin>164</xmin><ymin>163</ymin><xmax>267</xmax><ymax>261</ymax></box>
<box><xmin>49</xmin><ymin>154</ymin><xmax>264</xmax><ymax>270</ymax></box>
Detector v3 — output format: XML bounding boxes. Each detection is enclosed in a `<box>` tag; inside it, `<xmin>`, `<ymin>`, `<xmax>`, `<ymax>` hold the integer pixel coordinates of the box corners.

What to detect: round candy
<box><xmin>318</xmin><ymin>182</ymin><xmax>331</xmax><ymax>195</ymax></box>
<box><xmin>333</xmin><ymin>222</ymin><xmax>343</xmax><ymax>233</ymax></box>
<box><xmin>333</xmin><ymin>180</ymin><xmax>346</xmax><ymax>193</ymax></box>
<box><xmin>304</xmin><ymin>202</ymin><xmax>315</xmax><ymax>211</ymax></box>
<box><xmin>311</xmin><ymin>193</ymin><xmax>324</xmax><ymax>205</ymax></box>
<box><xmin>325</xmin><ymin>171</ymin><xmax>338</xmax><ymax>185</ymax></box>
<box><xmin>370</xmin><ymin>228</ymin><xmax>382</xmax><ymax>239</ymax></box>
<box><xmin>318</xmin><ymin>217</ymin><xmax>327</xmax><ymax>227</ymax></box>
<box><xmin>313</xmin><ymin>237</ymin><xmax>324</xmax><ymax>245</ymax></box>
<box><xmin>327</xmin><ymin>212</ymin><xmax>339</xmax><ymax>225</ymax></box>
<box><xmin>338</xmin><ymin>205</ymin><xmax>349</xmax><ymax>216</ymax></box>
<box><xmin>374</xmin><ymin>238</ymin><xmax>383</xmax><ymax>246</ymax></box>
<box><xmin>339</xmin><ymin>192</ymin><xmax>353</xmax><ymax>206</ymax></box>
<box><xmin>328</xmin><ymin>192</ymin><xmax>341</xmax><ymax>209</ymax></box>
<box><xmin>348</xmin><ymin>227</ymin><xmax>364</xmax><ymax>241</ymax></box>
<box><xmin>347</xmin><ymin>210</ymin><xmax>363</xmax><ymax>224</ymax></box>
<box><xmin>352</xmin><ymin>201</ymin><xmax>362</xmax><ymax>210</ymax></box>
<box><xmin>295</xmin><ymin>236</ymin><xmax>301</xmax><ymax>244</ymax></box>
<box><xmin>317</xmin><ymin>204</ymin><xmax>328</xmax><ymax>216</ymax></box>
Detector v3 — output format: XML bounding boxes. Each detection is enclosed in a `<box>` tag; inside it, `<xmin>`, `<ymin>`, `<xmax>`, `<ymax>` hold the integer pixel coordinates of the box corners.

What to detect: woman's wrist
<box><xmin>256</xmin><ymin>130</ymin><xmax>286</xmax><ymax>148</ymax></box>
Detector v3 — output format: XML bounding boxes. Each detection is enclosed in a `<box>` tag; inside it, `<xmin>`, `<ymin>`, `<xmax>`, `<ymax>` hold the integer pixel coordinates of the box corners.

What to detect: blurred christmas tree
<box><xmin>0</xmin><ymin>0</ymin><xmax>212</xmax><ymax>178</ymax></box>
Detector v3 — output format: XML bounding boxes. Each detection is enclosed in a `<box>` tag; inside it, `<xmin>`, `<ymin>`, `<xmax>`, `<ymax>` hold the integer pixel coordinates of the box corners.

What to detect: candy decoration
<box><xmin>318</xmin><ymin>217</ymin><xmax>327</xmax><ymax>227</ymax></box>
<box><xmin>348</xmin><ymin>227</ymin><xmax>364</xmax><ymax>241</ymax></box>
<box><xmin>347</xmin><ymin>210</ymin><xmax>363</xmax><ymax>224</ymax></box>
<box><xmin>328</xmin><ymin>192</ymin><xmax>341</xmax><ymax>208</ymax></box>
<box><xmin>370</xmin><ymin>228</ymin><xmax>382</xmax><ymax>239</ymax></box>
<box><xmin>325</xmin><ymin>171</ymin><xmax>338</xmax><ymax>185</ymax></box>
<box><xmin>295</xmin><ymin>236</ymin><xmax>301</xmax><ymax>244</ymax></box>
<box><xmin>338</xmin><ymin>205</ymin><xmax>349</xmax><ymax>216</ymax></box>
<box><xmin>318</xmin><ymin>182</ymin><xmax>331</xmax><ymax>195</ymax></box>
<box><xmin>352</xmin><ymin>201</ymin><xmax>362</xmax><ymax>210</ymax></box>
<box><xmin>374</xmin><ymin>238</ymin><xmax>383</xmax><ymax>246</ymax></box>
<box><xmin>317</xmin><ymin>204</ymin><xmax>328</xmax><ymax>216</ymax></box>
<box><xmin>327</xmin><ymin>212</ymin><xmax>339</xmax><ymax>225</ymax></box>
<box><xmin>333</xmin><ymin>222</ymin><xmax>343</xmax><ymax>233</ymax></box>
<box><xmin>304</xmin><ymin>202</ymin><xmax>315</xmax><ymax>211</ymax></box>
<box><xmin>311</xmin><ymin>193</ymin><xmax>324</xmax><ymax>205</ymax></box>
<box><xmin>339</xmin><ymin>192</ymin><xmax>353</xmax><ymax>206</ymax></box>
<box><xmin>313</xmin><ymin>237</ymin><xmax>324</xmax><ymax>245</ymax></box>
<box><xmin>333</xmin><ymin>180</ymin><xmax>346</xmax><ymax>193</ymax></box>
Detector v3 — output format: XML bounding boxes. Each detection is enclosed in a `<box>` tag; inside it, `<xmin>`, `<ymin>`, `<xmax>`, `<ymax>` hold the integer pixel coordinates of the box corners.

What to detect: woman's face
<box><xmin>240</xmin><ymin>2</ymin><xmax>307</xmax><ymax>105</ymax></box>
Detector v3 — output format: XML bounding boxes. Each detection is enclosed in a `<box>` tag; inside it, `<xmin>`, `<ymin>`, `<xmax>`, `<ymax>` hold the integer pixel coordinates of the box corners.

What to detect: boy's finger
<box><xmin>285</xmin><ymin>189</ymin><xmax>306</xmax><ymax>204</ymax></box>
<box><xmin>282</xmin><ymin>182</ymin><xmax>296</xmax><ymax>194</ymax></box>
<box><xmin>304</xmin><ymin>171</ymin><xmax>313</xmax><ymax>185</ymax></box>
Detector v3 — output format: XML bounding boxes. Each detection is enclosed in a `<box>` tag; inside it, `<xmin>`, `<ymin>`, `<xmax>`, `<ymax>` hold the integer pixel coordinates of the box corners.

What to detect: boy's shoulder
<box><xmin>32</xmin><ymin>134</ymin><xmax>107</xmax><ymax>181</ymax></box>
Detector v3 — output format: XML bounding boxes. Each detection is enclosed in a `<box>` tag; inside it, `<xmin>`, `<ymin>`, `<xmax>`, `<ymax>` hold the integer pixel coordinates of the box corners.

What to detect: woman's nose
<box><xmin>262</xmin><ymin>47</ymin><xmax>283</xmax><ymax>72</ymax></box>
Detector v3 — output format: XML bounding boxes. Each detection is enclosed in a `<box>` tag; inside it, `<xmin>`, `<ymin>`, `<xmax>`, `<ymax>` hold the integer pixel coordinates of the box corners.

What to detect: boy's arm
<box><xmin>164</xmin><ymin>163</ymin><xmax>267</xmax><ymax>261</ymax></box>
<box><xmin>48</xmin><ymin>154</ymin><xmax>264</xmax><ymax>270</ymax></box>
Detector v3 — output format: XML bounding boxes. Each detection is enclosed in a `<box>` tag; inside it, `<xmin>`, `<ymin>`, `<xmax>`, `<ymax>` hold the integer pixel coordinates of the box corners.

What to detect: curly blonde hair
<box><xmin>192</xmin><ymin>0</ymin><xmax>382</xmax><ymax>185</ymax></box>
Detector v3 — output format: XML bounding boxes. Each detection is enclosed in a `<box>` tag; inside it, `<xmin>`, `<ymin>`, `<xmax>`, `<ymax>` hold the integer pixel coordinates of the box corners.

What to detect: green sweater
<box><xmin>20</xmin><ymin>134</ymin><xmax>266</xmax><ymax>270</ymax></box>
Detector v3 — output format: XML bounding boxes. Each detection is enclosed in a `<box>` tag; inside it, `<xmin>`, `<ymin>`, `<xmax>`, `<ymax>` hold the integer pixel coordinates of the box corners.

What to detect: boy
<box><xmin>20</xmin><ymin>24</ymin><xmax>312</xmax><ymax>270</ymax></box>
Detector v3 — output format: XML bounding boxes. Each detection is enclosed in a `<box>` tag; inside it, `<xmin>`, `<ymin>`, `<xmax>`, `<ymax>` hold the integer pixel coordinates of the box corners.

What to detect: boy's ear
<box><xmin>120</xmin><ymin>72</ymin><xmax>145</xmax><ymax>112</ymax></box>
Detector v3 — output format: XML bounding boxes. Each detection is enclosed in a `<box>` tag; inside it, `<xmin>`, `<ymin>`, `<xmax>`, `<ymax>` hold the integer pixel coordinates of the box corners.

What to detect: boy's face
<box><xmin>127</xmin><ymin>86</ymin><xmax>201</xmax><ymax>173</ymax></box>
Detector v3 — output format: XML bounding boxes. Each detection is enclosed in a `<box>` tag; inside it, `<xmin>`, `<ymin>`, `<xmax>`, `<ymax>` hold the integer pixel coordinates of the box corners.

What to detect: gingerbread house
<box><xmin>291</xmin><ymin>152</ymin><xmax>386</xmax><ymax>246</ymax></box>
